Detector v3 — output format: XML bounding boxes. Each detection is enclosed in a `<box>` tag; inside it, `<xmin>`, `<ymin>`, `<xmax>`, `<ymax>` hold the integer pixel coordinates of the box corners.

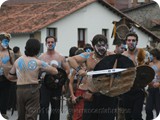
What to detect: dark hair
<box><xmin>69</xmin><ymin>46</ymin><xmax>78</xmax><ymax>57</ymax></box>
<box><xmin>13</xmin><ymin>46</ymin><xmax>20</xmax><ymax>53</ymax></box>
<box><xmin>0</xmin><ymin>33</ymin><xmax>11</xmax><ymax>41</ymax></box>
<box><xmin>125</xmin><ymin>32</ymin><xmax>138</xmax><ymax>41</ymax></box>
<box><xmin>84</xmin><ymin>43</ymin><xmax>93</xmax><ymax>52</ymax></box>
<box><xmin>91</xmin><ymin>34</ymin><xmax>108</xmax><ymax>46</ymax></box>
<box><xmin>75</xmin><ymin>49</ymin><xmax>84</xmax><ymax>55</ymax></box>
<box><xmin>150</xmin><ymin>48</ymin><xmax>160</xmax><ymax>60</ymax></box>
<box><xmin>45</xmin><ymin>36</ymin><xmax>57</xmax><ymax>43</ymax></box>
<box><xmin>25</xmin><ymin>39</ymin><xmax>41</xmax><ymax>57</ymax></box>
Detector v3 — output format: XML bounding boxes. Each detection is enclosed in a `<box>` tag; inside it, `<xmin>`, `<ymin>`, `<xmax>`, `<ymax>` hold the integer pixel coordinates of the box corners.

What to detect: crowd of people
<box><xmin>0</xmin><ymin>32</ymin><xmax>160</xmax><ymax>120</ymax></box>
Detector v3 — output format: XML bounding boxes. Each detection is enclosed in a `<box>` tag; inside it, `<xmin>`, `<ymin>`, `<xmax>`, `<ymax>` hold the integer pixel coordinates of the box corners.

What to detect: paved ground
<box><xmin>4</xmin><ymin>101</ymin><xmax>157</xmax><ymax>120</ymax></box>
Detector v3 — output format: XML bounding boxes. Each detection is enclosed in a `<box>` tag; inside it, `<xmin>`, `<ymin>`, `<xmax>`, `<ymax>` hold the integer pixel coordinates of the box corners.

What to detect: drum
<box><xmin>133</xmin><ymin>65</ymin><xmax>155</xmax><ymax>88</ymax></box>
<box><xmin>43</xmin><ymin>68</ymin><xmax>68</xmax><ymax>90</ymax></box>
<box><xmin>91</xmin><ymin>54</ymin><xmax>136</xmax><ymax>97</ymax></box>
<box><xmin>90</xmin><ymin>54</ymin><xmax>155</xmax><ymax>97</ymax></box>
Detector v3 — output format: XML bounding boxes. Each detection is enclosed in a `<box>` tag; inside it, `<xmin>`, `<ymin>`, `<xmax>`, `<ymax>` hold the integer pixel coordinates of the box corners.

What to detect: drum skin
<box><xmin>132</xmin><ymin>65</ymin><xmax>155</xmax><ymax>88</ymax></box>
<box><xmin>91</xmin><ymin>54</ymin><xmax>155</xmax><ymax>97</ymax></box>
<box><xmin>91</xmin><ymin>54</ymin><xmax>136</xmax><ymax>97</ymax></box>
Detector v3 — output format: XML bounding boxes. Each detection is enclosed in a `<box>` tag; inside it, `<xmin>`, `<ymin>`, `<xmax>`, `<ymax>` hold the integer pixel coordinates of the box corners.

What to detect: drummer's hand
<box><xmin>71</xmin><ymin>95</ymin><xmax>77</xmax><ymax>104</ymax></box>
<box><xmin>153</xmin><ymin>82</ymin><xmax>160</xmax><ymax>88</ymax></box>
<box><xmin>78</xmin><ymin>69</ymin><xmax>87</xmax><ymax>77</ymax></box>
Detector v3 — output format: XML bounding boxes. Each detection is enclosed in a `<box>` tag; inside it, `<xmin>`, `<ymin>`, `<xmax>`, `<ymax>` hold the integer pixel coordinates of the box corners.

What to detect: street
<box><xmin>5</xmin><ymin>101</ymin><xmax>157</xmax><ymax>120</ymax></box>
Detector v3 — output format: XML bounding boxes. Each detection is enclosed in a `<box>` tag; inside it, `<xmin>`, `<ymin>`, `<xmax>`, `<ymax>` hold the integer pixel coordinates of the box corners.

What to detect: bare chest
<box><xmin>41</xmin><ymin>54</ymin><xmax>61</xmax><ymax>63</ymax></box>
<box><xmin>86</xmin><ymin>55</ymin><xmax>101</xmax><ymax>71</ymax></box>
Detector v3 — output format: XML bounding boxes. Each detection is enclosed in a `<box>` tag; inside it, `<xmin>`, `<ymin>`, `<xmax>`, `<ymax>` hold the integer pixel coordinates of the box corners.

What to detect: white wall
<box><xmin>9</xmin><ymin>34</ymin><xmax>30</xmax><ymax>54</ymax></box>
<box><xmin>133</xmin><ymin>27</ymin><xmax>151</xmax><ymax>48</ymax></box>
<box><xmin>42</xmin><ymin>2</ymin><xmax>151</xmax><ymax>56</ymax></box>
<box><xmin>41</xmin><ymin>2</ymin><xmax>120</xmax><ymax>56</ymax></box>
<box><xmin>10</xmin><ymin>2</ymin><xmax>153</xmax><ymax>56</ymax></box>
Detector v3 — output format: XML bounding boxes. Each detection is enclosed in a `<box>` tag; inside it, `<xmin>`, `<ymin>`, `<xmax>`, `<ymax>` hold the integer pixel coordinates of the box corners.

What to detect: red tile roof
<box><xmin>0</xmin><ymin>0</ymin><xmax>159</xmax><ymax>41</ymax></box>
<box><xmin>0</xmin><ymin>0</ymin><xmax>95</xmax><ymax>34</ymax></box>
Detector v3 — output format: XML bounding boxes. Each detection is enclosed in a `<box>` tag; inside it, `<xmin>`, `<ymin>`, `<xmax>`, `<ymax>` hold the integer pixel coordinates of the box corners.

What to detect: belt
<box><xmin>17</xmin><ymin>84</ymin><xmax>39</xmax><ymax>88</ymax></box>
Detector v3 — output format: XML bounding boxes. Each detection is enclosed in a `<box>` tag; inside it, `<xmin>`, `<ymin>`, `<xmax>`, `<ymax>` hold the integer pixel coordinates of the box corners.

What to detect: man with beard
<box><xmin>68</xmin><ymin>34</ymin><xmax>117</xmax><ymax>120</ymax></box>
<box><xmin>122</xmin><ymin>32</ymin><xmax>147</xmax><ymax>120</ymax></box>
<box><xmin>39</xmin><ymin>36</ymin><xmax>70</xmax><ymax>120</ymax></box>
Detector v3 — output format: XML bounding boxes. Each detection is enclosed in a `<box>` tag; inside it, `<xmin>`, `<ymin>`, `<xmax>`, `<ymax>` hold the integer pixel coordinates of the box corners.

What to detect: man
<box><xmin>0</xmin><ymin>32</ymin><xmax>14</xmax><ymax>119</ymax></box>
<box><xmin>39</xmin><ymin>36</ymin><xmax>70</xmax><ymax>120</ymax></box>
<box><xmin>13</xmin><ymin>46</ymin><xmax>22</xmax><ymax>60</ymax></box>
<box><xmin>68</xmin><ymin>34</ymin><xmax>117</xmax><ymax>120</ymax></box>
<box><xmin>113</xmin><ymin>42</ymin><xmax>127</xmax><ymax>54</ymax></box>
<box><xmin>122</xmin><ymin>32</ymin><xmax>148</xmax><ymax>120</ymax></box>
<box><xmin>145</xmin><ymin>48</ymin><xmax>160</xmax><ymax>120</ymax></box>
<box><xmin>7</xmin><ymin>38</ymin><xmax>58</xmax><ymax>120</ymax></box>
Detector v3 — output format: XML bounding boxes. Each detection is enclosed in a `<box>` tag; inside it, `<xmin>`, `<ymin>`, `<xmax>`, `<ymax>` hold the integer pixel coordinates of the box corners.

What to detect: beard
<box><xmin>128</xmin><ymin>42</ymin><xmax>137</xmax><ymax>52</ymax></box>
<box><xmin>128</xmin><ymin>46</ymin><xmax>136</xmax><ymax>51</ymax></box>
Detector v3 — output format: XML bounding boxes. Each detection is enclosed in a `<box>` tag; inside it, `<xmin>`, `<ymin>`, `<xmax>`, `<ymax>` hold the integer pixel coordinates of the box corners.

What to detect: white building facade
<box><xmin>9</xmin><ymin>2</ymin><xmax>152</xmax><ymax>56</ymax></box>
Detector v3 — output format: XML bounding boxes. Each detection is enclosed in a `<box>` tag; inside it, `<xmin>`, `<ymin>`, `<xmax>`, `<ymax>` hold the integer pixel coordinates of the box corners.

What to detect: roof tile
<box><xmin>0</xmin><ymin>0</ymin><xmax>95</xmax><ymax>34</ymax></box>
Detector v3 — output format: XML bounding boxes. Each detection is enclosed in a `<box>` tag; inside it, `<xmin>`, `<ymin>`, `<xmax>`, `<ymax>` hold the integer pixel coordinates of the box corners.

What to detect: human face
<box><xmin>116</xmin><ymin>44</ymin><xmax>126</xmax><ymax>54</ymax></box>
<box><xmin>1</xmin><ymin>39</ymin><xmax>9</xmax><ymax>49</ymax></box>
<box><xmin>46</xmin><ymin>38</ymin><xmax>56</xmax><ymax>50</ymax></box>
<box><xmin>126</xmin><ymin>36</ymin><xmax>137</xmax><ymax>51</ymax></box>
<box><xmin>94</xmin><ymin>41</ymin><xmax>107</xmax><ymax>56</ymax></box>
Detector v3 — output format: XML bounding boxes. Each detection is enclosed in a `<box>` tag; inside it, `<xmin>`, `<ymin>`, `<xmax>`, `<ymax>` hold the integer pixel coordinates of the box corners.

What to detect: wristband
<box><xmin>75</xmin><ymin>66</ymin><xmax>81</xmax><ymax>73</ymax></box>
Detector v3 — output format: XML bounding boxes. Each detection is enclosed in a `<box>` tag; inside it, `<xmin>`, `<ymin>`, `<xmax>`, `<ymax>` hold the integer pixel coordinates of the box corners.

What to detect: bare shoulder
<box><xmin>122</xmin><ymin>51</ymin><xmax>128</xmax><ymax>56</ymax></box>
<box><xmin>9</xmin><ymin>49</ymin><xmax>14</xmax><ymax>54</ymax></box>
<box><xmin>149</xmin><ymin>62</ymin><xmax>153</xmax><ymax>67</ymax></box>
<box><xmin>107</xmin><ymin>51</ymin><xmax>115</xmax><ymax>55</ymax></box>
<box><xmin>39</xmin><ymin>52</ymin><xmax>46</xmax><ymax>59</ymax></box>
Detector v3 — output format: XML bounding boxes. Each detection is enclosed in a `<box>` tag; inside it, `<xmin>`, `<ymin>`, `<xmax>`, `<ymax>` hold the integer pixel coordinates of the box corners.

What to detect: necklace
<box><xmin>92</xmin><ymin>53</ymin><xmax>101</xmax><ymax>63</ymax></box>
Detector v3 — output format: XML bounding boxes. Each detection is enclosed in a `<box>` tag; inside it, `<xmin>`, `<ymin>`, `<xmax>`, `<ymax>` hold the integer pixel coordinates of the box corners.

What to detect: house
<box><xmin>0</xmin><ymin>0</ymin><xmax>159</xmax><ymax>56</ymax></box>
<box><xmin>122</xmin><ymin>1</ymin><xmax>160</xmax><ymax>38</ymax></box>
<box><xmin>107</xmin><ymin>0</ymin><xmax>153</xmax><ymax>10</ymax></box>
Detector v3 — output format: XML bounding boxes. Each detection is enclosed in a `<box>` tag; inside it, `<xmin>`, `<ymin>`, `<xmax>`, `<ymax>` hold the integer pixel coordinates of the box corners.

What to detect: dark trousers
<box><xmin>145</xmin><ymin>88</ymin><xmax>160</xmax><ymax>120</ymax></box>
<box><xmin>8</xmin><ymin>82</ymin><xmax>17</xmax><ymax>110</ymax></box>
<box><xmin>39</xmin><ymin>84</ymin><xmax>61</xmax><ymax>120</ymax></box>
<box><xmin>122</xmin><ymin>88</ymin><xmax>145</xmax><ymax>120</ymax></box>
<box><xmin>17</xmin><ymin>84</ymin><xmax>40</xmax><ymax>120</ymax></box>
<box><xmin>0</xmin><ymin>79</ymin><xmax>10</xmax><ymax>114</ymax></box>
<box><xmin>82</xmin><ymin>93</ymin><xmax>117</xmax><ymax>120</ymax></box>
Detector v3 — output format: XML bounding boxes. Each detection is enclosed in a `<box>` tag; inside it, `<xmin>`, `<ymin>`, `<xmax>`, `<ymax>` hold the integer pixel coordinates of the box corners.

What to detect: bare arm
<box><xmin>40</xmin><ymin>61</ymin><xmax>58</xmax><ymax>75</ymax></box>
<box><xmin>7</xmin><ymin>64</ymin><xmax>17</xmax><ymax>81</ymax></box>
<box><xmin>68</xmin><ymin>53</ymin><xmax>88</xmax><ymax>76</ymax></box>
<box><xmin>69</xmin><ymin>70</ymin><xmax>77</xmax><ymax>98</ymax></box>
<box><xmin>61</xmin><ymin>56</ymin><xmax>70</xmax><ymax>75</ymax></box>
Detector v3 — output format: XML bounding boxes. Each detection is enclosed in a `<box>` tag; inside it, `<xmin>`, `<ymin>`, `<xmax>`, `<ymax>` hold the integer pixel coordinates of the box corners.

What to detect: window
<box><xmin>47</xmin><ymin>28</ymin><xmax>57</xmax><ymax>38</ymax></box>
<box><xmin>78</xmin><ymin>28</ymin><xmax>86</xmax><ymax>48</ymax></box>
<box><xmin>102</xmin><ymin>29</ymin><xmax>108</xmax><ymax>38</ymax></box>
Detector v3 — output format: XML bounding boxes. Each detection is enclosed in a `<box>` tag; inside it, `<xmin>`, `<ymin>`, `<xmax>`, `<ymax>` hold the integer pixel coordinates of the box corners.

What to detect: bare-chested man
<box><xmin>0</xmin><ymin>33</ymin><xmax>14</xmax><ymax>119</ymax></box>
<box><xmin>8</xmin><ymin>38</ymin><xmax>58</xmax><ymax>120</ymax></box>
<box><xmin>68</xmin><ymin>34</ymin><xmax>116</xmax><ymax>120</ymax></box>
<box><xmin>122</xmin><ymin>32</ymin><xmax>149</xmax><ymax>120</ymax></box>
<box><xmin>39</xmin><ymin>36</ymin><xmax>70</xmax><ymax>120</ymax></box>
